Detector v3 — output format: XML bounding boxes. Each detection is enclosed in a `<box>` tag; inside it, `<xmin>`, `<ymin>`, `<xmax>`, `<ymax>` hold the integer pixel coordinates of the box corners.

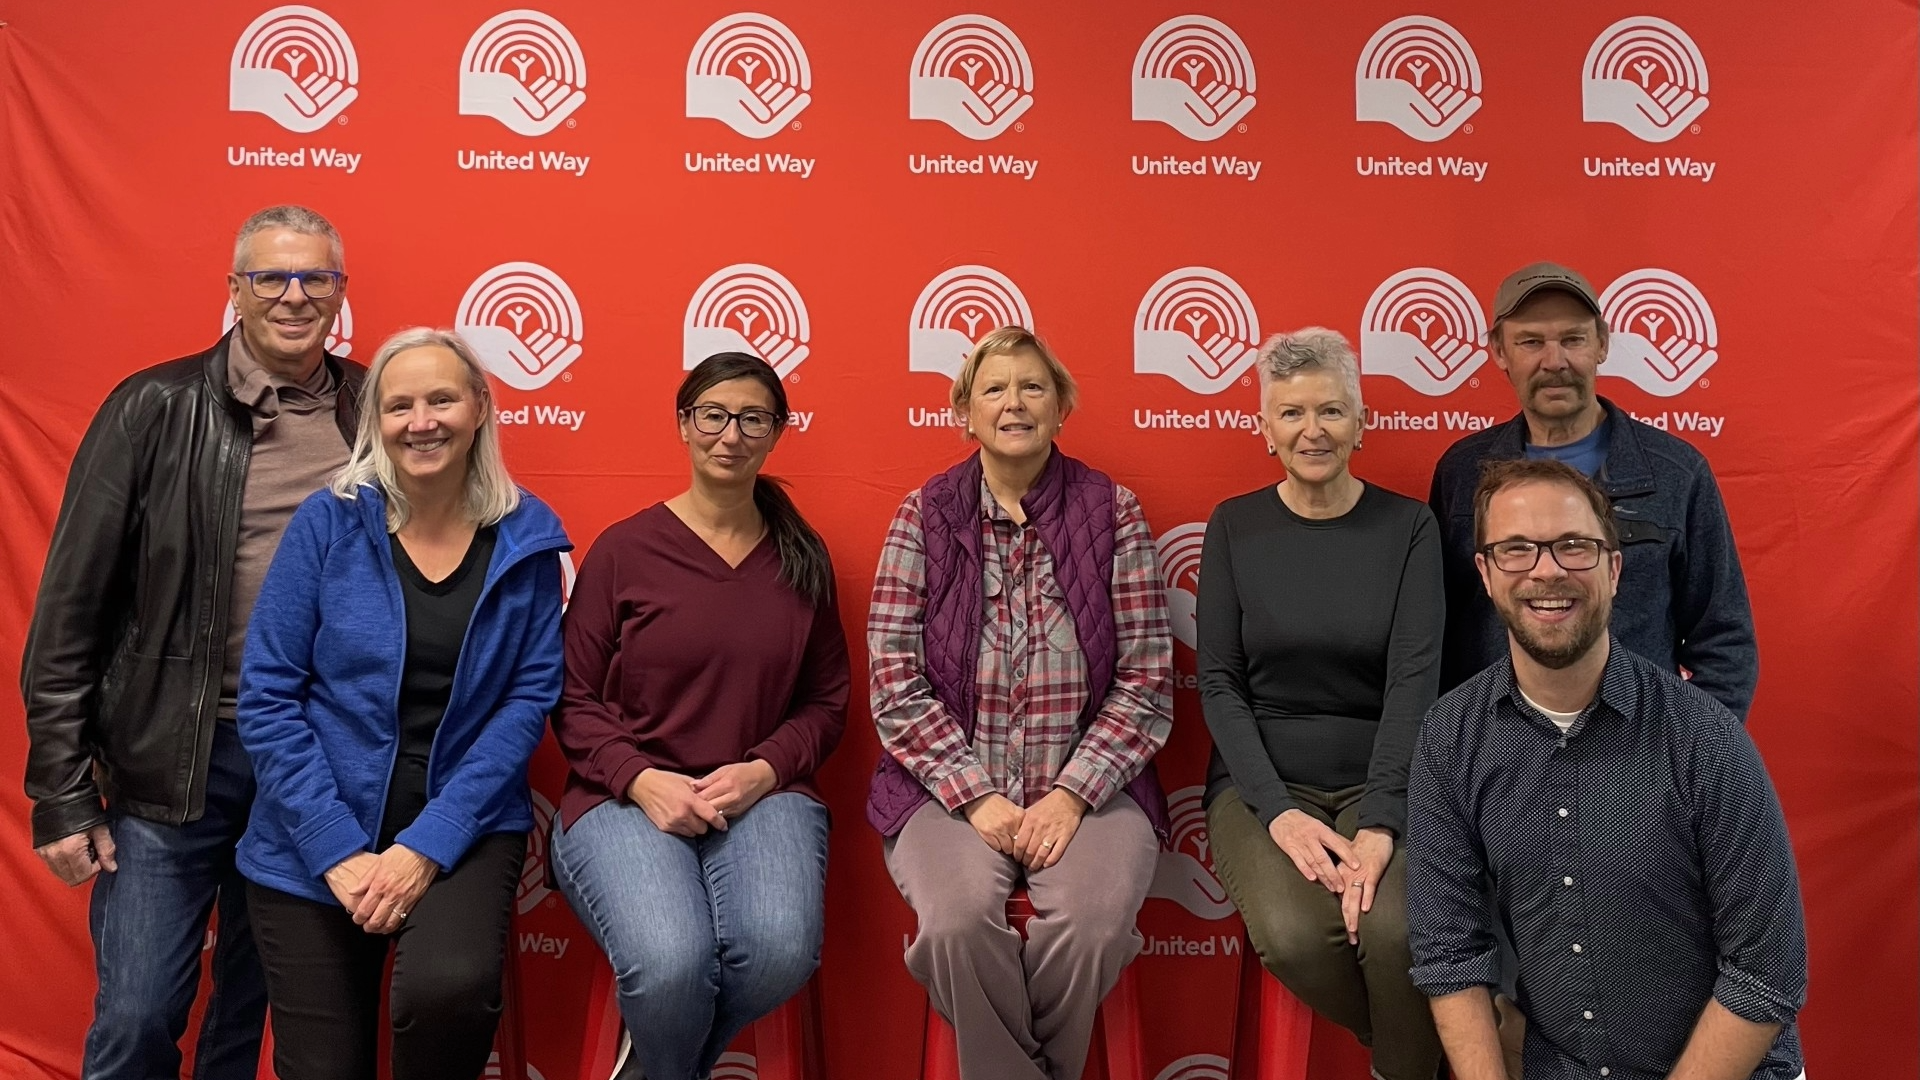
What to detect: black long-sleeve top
<box><xmin>1198</xmin><ymin>481</ymin><xmax>1444</xmax><ymax>836</ymax></box>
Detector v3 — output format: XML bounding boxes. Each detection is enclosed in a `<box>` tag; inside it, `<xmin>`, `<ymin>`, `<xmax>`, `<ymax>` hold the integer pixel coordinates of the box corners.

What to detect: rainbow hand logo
<box><xmin>1134</xmin><ymin>268</ymin><xmax>1262</xmax><ymax>394</ymax></box>
<box><xmin>229</xmin><ymin>6</ymin><xmax>359</xmax><ymax>133</ymax></box>
<box><xmin>1598</xmin><ymin>269</ymin><xmax>1718</xmax><ymax>396</ymax></box>
<box><xmin>455</xmin><ymin>262</ymin><xmax>585</xmax><ymax>391</ymax></box>
<box><xmin>1359</xmin><ymin>268</ymin><xmax>1488</xmax><ymax>395</ymax></box>
<box><xmin>684</xmin><ymin>264</ymin><xmax>811</xmax><ymax>377</ymax></box>
<box><xmin>1147</xmin><ymin>787</ymin><xmax>1234</xmax><ymax>920</ymax></box>
<box><xmin>1583</xmin><ymin>17</ymin><xmax>1709</xmax><ymax>143</ymax></box>
<box><xmin>1356</xmin><ymin>16</ymin><xmax>1482</xmax><ymax>142</ymax></box>
<box><xmin>910</xmin><ymin>15</ymin><xmax>1034</xmax><ymax>140</ymax></box>
<box><xmin>459</xmin><ymin>10</ymin><xmax>587</xmax><ymax>137</ymax></box>
<box><xmin>1131</xmin><ymin>16</ymin><xmax>1257</xmax><ymax>142</ymax></box>
<box><xmin>909</xmin><ymin>266</ymin><xmax>1033</xmax><ymax>378</ymax></box>
<box><xmin>687</xmin><ymin>13</ymin><xmax>812</xmax><ymax>139</ymax></box>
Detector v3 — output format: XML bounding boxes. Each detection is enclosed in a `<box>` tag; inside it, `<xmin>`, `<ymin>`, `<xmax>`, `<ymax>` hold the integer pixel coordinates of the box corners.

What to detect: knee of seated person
<box><xmin>92</xmin><ymin>990</ymin><xmax>179</xmax><ymax>1039</ymax></box>
<box><xmin>391</xmin><ymin>953</ymin><xmax>502</xmax><ymax>1026</ymax></box>
<box><xmin>615</xmin><ymin>934</ymin><xmax>715</xmax><ymax>1000</ymax></box>
<box><xmin>1355</xmin><ymin>900</ymin><xmax>1413</xmax><ymax>960</ymax></box>
<box><xmin>912</xmin><ymin>887</ymin><xmax>1008</xmax><ymax>949</ymax></box>
<box><xmin>1243</xmin><ymin>899</ymin><xmax>1334</xmax><ymax>980</ymax></box>
<box><xmin>732</xmin><ymin>918</ymin><xmax>822</xmax><ymax>986</ymax></box>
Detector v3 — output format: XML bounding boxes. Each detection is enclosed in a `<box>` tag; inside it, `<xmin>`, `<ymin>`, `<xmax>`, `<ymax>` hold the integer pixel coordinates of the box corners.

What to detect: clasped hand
<box><xmin>325</xmin><ymin>845</ymin><xmax>436</xmax><ymax>935</ymax></box>
<box><xmin>628</xmin><ymin>761</ymin><xmax>777</xmax><ymax>837</ymax></box>
<box><xmin>963</xmin><ymin>788</ymin><xmax>1088</xmax><ymax>870</ymax></box>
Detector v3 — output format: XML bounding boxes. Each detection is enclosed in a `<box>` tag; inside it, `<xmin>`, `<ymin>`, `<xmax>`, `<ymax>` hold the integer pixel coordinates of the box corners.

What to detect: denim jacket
<box><xmin>1427</xmin><ymin>397</ymin><xmax>1757</xmax><ymax>718</ymax></box>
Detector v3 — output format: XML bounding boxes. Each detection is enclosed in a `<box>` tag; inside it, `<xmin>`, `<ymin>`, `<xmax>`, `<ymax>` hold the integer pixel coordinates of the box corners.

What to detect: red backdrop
<box><xmin>2</xmin><ymin>3</ymin><xmax>1915</xmax><ymax>1079</ymax></box>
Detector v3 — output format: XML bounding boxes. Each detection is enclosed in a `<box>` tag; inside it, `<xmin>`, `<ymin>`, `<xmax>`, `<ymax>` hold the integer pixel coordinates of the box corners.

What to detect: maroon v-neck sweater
<box><xmin>553</xmin><ymin>503</ymin><xmax>850</xmax><ymax>828</ymax></box>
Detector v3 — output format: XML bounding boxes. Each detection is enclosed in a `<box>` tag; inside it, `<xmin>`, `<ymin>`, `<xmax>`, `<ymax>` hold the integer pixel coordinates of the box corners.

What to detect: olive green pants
<box><xmin>1208</xmin><ymin>786</ymin><xmax>1441</xmax><ymax>1080</ymax></box>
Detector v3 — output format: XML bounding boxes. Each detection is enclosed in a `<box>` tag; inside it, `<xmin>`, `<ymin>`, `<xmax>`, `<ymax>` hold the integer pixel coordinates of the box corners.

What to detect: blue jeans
<box><xmin>85</xmin><ymin>720</ymin><xmax>267</xmax><ymax>1080</ymax></box>
<box><xmin>553</xmin><ymin>792</ymin><xmax>829</xmax><ymax>1080</ymax></box>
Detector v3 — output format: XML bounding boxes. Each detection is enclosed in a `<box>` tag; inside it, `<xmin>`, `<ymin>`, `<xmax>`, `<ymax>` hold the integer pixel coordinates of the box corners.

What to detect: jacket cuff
<box><xmin>294</xmin><ymin>810</ymin><xmax>372</xmax><ymax>881</ymax></box>
<box><xmin>1054</xmin><ymin>759</ymin><xmax>1120</xmax><ymax>811</ymax></box>
<box><xmin>31</xmin><ymin>792</ymin><xmax>108</xmax><ymax>849</ymax></box>
<box><xmin>933</xmin><ymin>762</ymin><xmax>996</xmax><ymax>812</ymax></box>
<box><xmin>1247</xmin><ymin>786</ymin><xmax>1299</xmax><ymax>829</ymax></box>
<box><xmin>1355</xmin><ymin>792</ymin><xmax>1405</xmax><ymax>838</ymax></box>
<box><xmin>395</xmin><ymin>806</ymin><xmax>479</xmax><ymax>873</ymax></box>
<box><xmin>746</xmin><ymin>742</ymin><xmax>797</xmax><ymax>789</ymax></box>
<box><xmin>592</xmin><ymin>742</ymin><xmax>651</xmax><ymax>805</ymax></box>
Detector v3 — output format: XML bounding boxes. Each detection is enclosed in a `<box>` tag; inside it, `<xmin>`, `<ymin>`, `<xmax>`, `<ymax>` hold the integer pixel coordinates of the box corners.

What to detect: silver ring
<box><xmin>394</xmin><ymin>908</ymin><xmax>409</xmax><ymax>919</ymax></box>
<box><xmin>1042</xmin><ymin>841</ymin><xmax>1055</xmax><ymax>849</ymax></box>
<box><xmin>1346</xmin><ymin>881</ymin><xmax>1361</xmax><ymax>890</ymax></box>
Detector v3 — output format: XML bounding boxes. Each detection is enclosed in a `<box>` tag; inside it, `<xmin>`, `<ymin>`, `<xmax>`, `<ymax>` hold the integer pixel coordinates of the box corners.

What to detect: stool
<box><xmin>920</xmin><ymin>890</ymin><xmax>1146</xmax><ymax>1080</ymax></box>
<box><xmin>1228</xmin><ymin>936</ymin><xmax>1312</xmax><ymax>1080</ymax></box>
<box><xmin>578</xmin><ymin>959</ymin><xmax>825</xmax><ymax>1080</ymax></box>
<box><xmin>495</xmin><ymin>927</ymin><xmax>529</xmax><ymax>1080</ymax></box>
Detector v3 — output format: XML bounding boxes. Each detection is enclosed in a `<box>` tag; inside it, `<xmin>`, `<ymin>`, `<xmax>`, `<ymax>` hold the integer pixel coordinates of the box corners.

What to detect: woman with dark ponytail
<box><xmin>549</xmin><ymin>352</ymin><xmax>849</xmax><ymax>1080</ymax></box>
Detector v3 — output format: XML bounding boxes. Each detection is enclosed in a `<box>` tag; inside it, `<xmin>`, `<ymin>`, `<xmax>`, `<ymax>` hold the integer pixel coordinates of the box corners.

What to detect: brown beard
<box><xmin>1499</xmin><ymin>590</ymin><xmax>1609</xmax><ymax>670</ymax></box>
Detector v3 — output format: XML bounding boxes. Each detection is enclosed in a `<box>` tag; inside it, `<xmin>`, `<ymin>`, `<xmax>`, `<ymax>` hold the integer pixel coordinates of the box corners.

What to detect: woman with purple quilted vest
<box><xmin>867</xmin><ymin>326</ymin><xmax>1174</xmax><ymax>1080</ymax></box>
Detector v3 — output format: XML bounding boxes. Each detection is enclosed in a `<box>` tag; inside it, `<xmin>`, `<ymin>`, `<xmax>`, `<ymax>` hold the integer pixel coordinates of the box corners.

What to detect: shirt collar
<box><xmin>227</xmin><ymin>332</ymin><xmax>335</xmax><ymax>418</ymax></box>
<box><xmin>1497</xmin><ymin>634</ymin><xmax>1643</xmax><ymax>737</ymax></box>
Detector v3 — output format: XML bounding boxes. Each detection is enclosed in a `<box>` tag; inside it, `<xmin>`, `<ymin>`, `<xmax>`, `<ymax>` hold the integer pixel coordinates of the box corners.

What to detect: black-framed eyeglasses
<box><xmin>680</xmin><ymin>404</ymin><xmax>780</xmax><ymax>439</ymax></box>
<box><xmin>237</xmin><ymin>270</ymin><xmax>345</xmax><ymax>300</ymax></box>
<box><xmin>1481</xmin><ymin>537</ymin><xmax>1612</xmax><ymax>573</ymax></box>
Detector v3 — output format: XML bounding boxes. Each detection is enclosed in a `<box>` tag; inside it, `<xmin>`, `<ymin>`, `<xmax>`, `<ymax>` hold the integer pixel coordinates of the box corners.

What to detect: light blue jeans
<box><xmin>553</xmin><ymin>792</ymin><xmax>829</xmax><ymax>1080</ymax></box>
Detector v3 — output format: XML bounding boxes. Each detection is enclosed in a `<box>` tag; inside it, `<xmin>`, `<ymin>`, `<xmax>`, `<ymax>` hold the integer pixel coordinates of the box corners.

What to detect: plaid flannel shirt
<box><xmin>868</xmin><ymin>479</ymin><xmax>1172</xmax><ymax>812</ymax></box>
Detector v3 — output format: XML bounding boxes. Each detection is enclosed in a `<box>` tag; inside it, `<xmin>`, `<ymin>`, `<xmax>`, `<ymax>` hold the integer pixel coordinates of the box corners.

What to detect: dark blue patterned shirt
<box><xmin>1407</xmin><ymin>639</ymin><xmax>1806</xmax><ymax>1080</ymax></box>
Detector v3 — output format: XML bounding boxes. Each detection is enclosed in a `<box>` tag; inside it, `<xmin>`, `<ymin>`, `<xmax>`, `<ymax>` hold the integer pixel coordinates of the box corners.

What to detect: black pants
<box><xmin>245</xmin><ymin>832</ymin><xmax>527</xmax><ymax>1080</ymax></box>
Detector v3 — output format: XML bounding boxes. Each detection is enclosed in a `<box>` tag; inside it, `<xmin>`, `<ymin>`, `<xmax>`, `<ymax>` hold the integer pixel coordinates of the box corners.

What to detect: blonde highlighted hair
<box><xmin>949</xmin><ymin>326</ymin><xmax>1078</xmax><ymax>439</ymax></box>
<box><xmin>331</xmin><ymin>327</ymin><xmax>520</xmax><ymax>531</ymax></box>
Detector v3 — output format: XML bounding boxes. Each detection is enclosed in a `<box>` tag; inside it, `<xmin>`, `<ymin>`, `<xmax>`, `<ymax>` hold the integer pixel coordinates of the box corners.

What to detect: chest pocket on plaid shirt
<box><xmin>981</xmin><ymin>562</ymin><xmax>1082</xmax><ymax>654</ymax></box>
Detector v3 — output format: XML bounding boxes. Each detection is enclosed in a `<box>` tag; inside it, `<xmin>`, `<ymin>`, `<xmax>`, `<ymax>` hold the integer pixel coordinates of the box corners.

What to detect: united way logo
<box><xmin>688</xmin><ymin>13</ymin><xmax>812</xmax><ymax>139</ymax></box>
<box><xmin>910</xmin><ymin>15</ymin><xmax>1034</xmax><ymax>140</ymax></box>
<box><xmin>515</xmin><ymin>791</ymin><xmax>558</xmax><ymax>915</ymax></box>
<box><xmin>909</xmin><ymin>266</ymin><xmax>1033</xmax><ymax>377</ymax></box>
<box><xmin>1356</xmin><ymin>16</ymin><xmax>1482</xmax><ymax>142</ymax></box>
<box><xmin>1131</xmin><ymin>16</ymin><xmax>1256</xmax><ymax>142</ymax></box>
<box><xmin>1134</xmin><ymin>268</ymin><xmax>1261</xmax><ymax>395</ymax></box>
<box><xmin>1148</xmin><ymin>787</ymin><xmax>1233</xmax><ymax>920</ymax></box>
<box><xmin>1360</xmin><ymin>268</ymin><xmax>1488</xmax><ymax>396</ymax></box>
<box><xmin>1598</xmin><ymin>269</ymin><xmax>1717</xmax><ymax>396</ymax></box>
<box><xmin>459</xmin><ymin>10</ymin><xmax>587</xmax><ymax>137</ymax></box>
<box><xmin>1154</xmin><ymin>1055</ymin><xmax>1230</xmax><ymax>1080</ymax></box>
<box><xmin>1154</xmin><ymin>523</ymin><xmax>1206</xmax><ymax>651</ymax></box>
<box><xmin>230</xmin><ymin>6</ymin><xmax>359</xmax><ymax>133</ymax></box>
<box><xmin>220</xmin><ymin>297</ymin><xmax>353</xmax><ymax>357</ymax></box>
<box><xmin>684</xmin><ymin>264</ymin><xmax>810</xmax><ymax>378</ymax></box>
<box><xmin>454</xmin><ymin>262</ymin><xmax>585</xmax><ymax>391</ymax></box>
<box><xmin>1583</xmin><ymin>17</ymin><xmax>1709</xmax><ymax>143</ymax></box>
<box><xmin>711</xmin><ymin>1054</ymin><xmax>759</xmax><ymax>1080</ymax></box>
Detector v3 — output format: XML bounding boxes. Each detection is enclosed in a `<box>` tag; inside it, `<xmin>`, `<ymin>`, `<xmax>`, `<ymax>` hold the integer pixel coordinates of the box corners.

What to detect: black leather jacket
<box><xmin>21</xmin><ymin>331</ymin><xmax>365</xmax><ymax>847</ymax></box>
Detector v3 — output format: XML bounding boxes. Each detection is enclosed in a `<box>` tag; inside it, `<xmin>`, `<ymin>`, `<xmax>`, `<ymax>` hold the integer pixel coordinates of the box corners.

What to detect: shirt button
<box><xmin>1563</xmin><ymin>876</ymin><xmax>1574</xmax><ymax>887</ymax></box>
<box><xmin>1558</xmin><ymin>808</ymin><xmax>1570</xmax><ymax>817</ymax></box>
<box><xmin>1584</xmin><ymin>1010</ymin><xmax>1595</xmax><ymax>1020</ymax></box>
<box><xmin>1600</xmin><ymin>1070</ymin><xmax>1610</xmax><ymax>1077</ymax></box>
<box><xmin>1571</xmin><ymin>943</ymin><xmax>1583</xmax><ymax>953</ymax></box>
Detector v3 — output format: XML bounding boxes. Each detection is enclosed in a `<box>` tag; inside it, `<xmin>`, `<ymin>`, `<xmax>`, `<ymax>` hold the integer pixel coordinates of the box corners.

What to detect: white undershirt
<box><xmin>1518</xmin><ymin>686</ymin><xmax>1586</xmax><ymax>734</ymax></box>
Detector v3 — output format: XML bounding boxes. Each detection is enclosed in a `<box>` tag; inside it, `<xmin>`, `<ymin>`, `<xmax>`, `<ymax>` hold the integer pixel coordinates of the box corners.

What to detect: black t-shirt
<box><xmin>378</xmin><ymin>525</ymin><xmax>497</xmax><ymax>850</ymax></box>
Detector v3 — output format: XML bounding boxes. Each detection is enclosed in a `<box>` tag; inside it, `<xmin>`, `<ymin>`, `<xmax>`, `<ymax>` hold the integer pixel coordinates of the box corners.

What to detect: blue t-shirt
<box><xmin>1525</xmin><ymin>416</ymin><xmax>1609</xmax><ymax>477</ymax></box>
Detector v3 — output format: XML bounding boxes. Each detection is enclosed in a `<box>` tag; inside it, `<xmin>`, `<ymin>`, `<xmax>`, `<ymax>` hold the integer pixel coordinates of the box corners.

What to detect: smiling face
<box><xmin>678</xmin><ymin>375</ymin><xmax>783</xmax><ymax>487</ymax></box>
<box><xmin>378</xmin><ymin>345</ymin><xmax>483</xmax><ymax>493</ymax></box>
<box><xmin>227</xmin><ymin>227</ymin><xmax>344</xmax><ymax>378</ymax></box>
<box><xmin>960</xmin><ymin>348</ymin><xmax>1063</xmax><ymax>466</ymax></box>
<box><xmin>1492</xmin><ymin>290</ymin><xmax>1606</xmax><ymax>427</ymax></box>
<box><xmin>1256</xmin><ymin>368</ymin><xmax>1361</xmax><ymax>489</ymax></box>
<box><xmin>1476</xmin><ymin>479</ymin><xmax>1622</xmax><ymax>670</ymax></box>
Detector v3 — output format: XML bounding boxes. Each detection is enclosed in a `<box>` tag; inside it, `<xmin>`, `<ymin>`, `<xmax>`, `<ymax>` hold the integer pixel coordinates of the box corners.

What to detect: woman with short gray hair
<box><xmin>1198</xmin><ymin>327</ymin><xmax>1445</xmax><ymax>1080</ymax></box>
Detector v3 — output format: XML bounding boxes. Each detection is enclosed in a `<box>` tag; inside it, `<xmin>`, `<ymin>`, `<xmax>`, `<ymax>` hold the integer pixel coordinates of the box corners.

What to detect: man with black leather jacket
<box><xmin>21</xmin><ymin>205</ymin><xmax>365</xmax><ymax>1080</ymax></box>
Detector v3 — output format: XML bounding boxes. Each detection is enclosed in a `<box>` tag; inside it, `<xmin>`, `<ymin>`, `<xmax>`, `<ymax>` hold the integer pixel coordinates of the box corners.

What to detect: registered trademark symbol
<box><xmin>791</xmin><ymin>121</ymin><xmax>802</xmax><ymax>131</ymax></box>
<box><xmin>787</xmin><ymin>372</ymin><xmax>801</xmax><ymax>384</ymax></box>
<box><xmin>1469</xmin><ymin>377</ymin><xmax>1481</xmax><ymax>389</ymax></box>
<box><xmin>562</xmin><ymin>371</ymin><xmax>573</xmax><ymax>383</ymax></box>
<box><xmin>1690</xmin><ymin>124</ymin><xmax>1702</xmax><ymax>135</ymax></box>
<box><xmin>1014</xmin><ymin>122</ymin><xmax>1025</xmax><ymax>133</ymax></box>
<box><xmin>1237</xmin><ymin>122</ymin><xmax>1248</xmax><ymax>134</ymax></box>
<box><xmin>566</xmin><ymin>118</ymin><xmax>577</xmax><ymax>129</ymax></box>
<box><xmin>1698</xmin><ymin>378</ymin><xmax>1710</xmax><ymax>389</ymax></box>
<box><xmin>1464</xmin><ymin>124</ymin><xmax>1475</xmax><ymax>135</ymax></box>
<box><xmin>336</xmin><ymin>116</ymin><xmax>348</xmax><ymax>126</ymax></box>
<box><xmin>1239</xmin><ymin>375</ymin><xmax>1252</xmax><ymax>387</ymax></box>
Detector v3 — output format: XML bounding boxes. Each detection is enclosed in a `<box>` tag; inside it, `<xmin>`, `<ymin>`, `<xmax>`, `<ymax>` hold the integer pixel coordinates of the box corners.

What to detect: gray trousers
<box><xmin>884</xmin><ymin>798</ymin><xmax>1157</xmax><ymax>1080</ymax></box>
<box><xmin>1208</xmin><ymin>785</ymin><xmax>1442</xmax><ymax>1080</ymax></box>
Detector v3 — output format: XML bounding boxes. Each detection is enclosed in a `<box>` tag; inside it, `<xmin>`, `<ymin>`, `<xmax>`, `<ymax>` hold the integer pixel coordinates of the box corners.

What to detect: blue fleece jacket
<box><xmin>236</xmin><ymin>485</ymin><xmax>570</xmax><ymax>903</ymax></box>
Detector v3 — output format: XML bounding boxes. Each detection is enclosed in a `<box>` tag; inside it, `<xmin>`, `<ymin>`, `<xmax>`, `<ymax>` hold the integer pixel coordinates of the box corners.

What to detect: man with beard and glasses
<box><xmin>1427</xmin><ymin>262</ymin><xmax>1756</xmax><ymax>721</ymax></box>
<box><xmin>1406</xmin><ymin>459</ymin><xmax>1806</xmax><ymax>1080</ymax></box>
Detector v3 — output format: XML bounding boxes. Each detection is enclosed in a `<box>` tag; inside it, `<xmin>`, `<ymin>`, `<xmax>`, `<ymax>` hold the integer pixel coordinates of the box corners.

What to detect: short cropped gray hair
<box><xmin>233</xmin><ymin>205</ymin><xmax>345</xmax><ymax>271</ymax></box>
<box><xmin>331</xmin><ymin>328</ymin><xmax>519</xmax><ymax>531</ymax></box>
<box><xmin>1255</xmin><ymin>327</ymin><xmax>1364</xmax><ymax>411</ymax></box>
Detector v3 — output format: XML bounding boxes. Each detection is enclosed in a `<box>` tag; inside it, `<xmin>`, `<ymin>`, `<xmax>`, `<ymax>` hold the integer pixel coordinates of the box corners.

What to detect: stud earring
<box><xmin>1265</xmin><ymin>445</ymin><xmax>1276</xmax><ymax>456</ymax></box>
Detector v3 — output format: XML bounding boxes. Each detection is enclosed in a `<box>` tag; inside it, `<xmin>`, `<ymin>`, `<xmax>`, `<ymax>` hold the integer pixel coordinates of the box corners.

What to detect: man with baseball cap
<box><xmin>1427</xmin><ymin>261</ymin><xmax>1757</xmax><ymax>718</ymax></box>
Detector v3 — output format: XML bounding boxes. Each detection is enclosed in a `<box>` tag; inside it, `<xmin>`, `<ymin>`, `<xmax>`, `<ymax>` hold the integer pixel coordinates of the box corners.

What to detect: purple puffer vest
<box><xmin>866</xmin><ymin>449</ymin><xmax>1170</xmax><ymax>841</ymax></box>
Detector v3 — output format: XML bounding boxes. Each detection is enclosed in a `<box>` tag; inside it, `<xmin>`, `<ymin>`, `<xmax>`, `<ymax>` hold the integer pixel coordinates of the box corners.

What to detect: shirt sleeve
<box><xmin>552</xmin><ymin>531</ymin><xmax>656</xmax><ymax>803</ymax></box>
<box><xmin>747</xmin><ymin>571</ymin><xmax>851</xmax><ymax>787</ymax></box>
<box><xmin>867</xmin><ymin>492</ymin><xmax>994</xmax><ymax>810</ymax></box>
<box><xmin>1672</xmin><ymin>464</ymin><xmax>1759</xmax><ymax>720</ymax></box>
<box><xmin>1405</xmin><ymin>708</ymin><xmax>1502</xmax><ymax>997</ymax></box>
<box><xmin>1055</xmin><ymin>486</ymin><xmax>1173</xmax><ymax>809</ymax></box>
<box><xmin>1196</xmin><ymin>500</ymin><xmax>1297</xmax><ymax>826</ymax></box>
<box><xmin>1359</xmin><ymin>506</ymin><xmax>1446</xmax><ymax>836</ymax></box>
<box><xmin>1690</xmin><ymin>718</ymin><xmax>1808</xmax><ymax>1024</ymax></box>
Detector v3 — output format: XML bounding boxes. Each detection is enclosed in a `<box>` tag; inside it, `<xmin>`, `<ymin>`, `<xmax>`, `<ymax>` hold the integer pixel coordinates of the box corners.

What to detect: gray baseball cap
<box><xmin>1492</xmin><ymin>262</ymin><xmax>1602</xmax><ymax>321</ymax></box>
